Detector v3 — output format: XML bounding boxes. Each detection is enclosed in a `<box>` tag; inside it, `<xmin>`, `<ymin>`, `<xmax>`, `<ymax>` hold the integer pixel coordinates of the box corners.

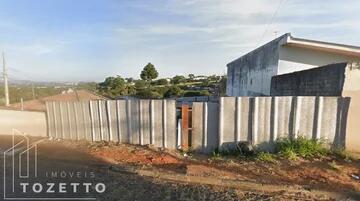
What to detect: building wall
<box><xmin>278</xmin><ymin>45</ymin><xmax>360</xmax><ymax>75</ymax></box>
<box><xmin>342</xmin><ymin>63</ymin><xmax>360</xmax><ymax>153</ymax></box>
<box><xmin>226</xmin><ymin>34</ymin><xmax>288</xmax><ymax>96</ymax></box>
<box><xmin>270</xmin><ymin>63</ymin><xmax>347</xmax><ymax>96</ymax></box>
<box><xmin>226</xmin><ymin>35</ymin><xmax>360</xmax><ymax>97</ymax></box>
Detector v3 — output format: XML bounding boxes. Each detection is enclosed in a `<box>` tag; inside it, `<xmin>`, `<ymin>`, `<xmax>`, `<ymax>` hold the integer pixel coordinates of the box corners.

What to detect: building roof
<box><xmin>227</xmin><ymin>33</ymin><xmax>360</xmax><ymax>67</ymax></box>
<box><xmin>284</xmin><ymin>34</ymin><xmax>360</xmax><ymax>57</ymax></box>
<box><xmin>4</xmin><ymin>89</ymin><xmax>107</xmax><ymax>111</ymax></box>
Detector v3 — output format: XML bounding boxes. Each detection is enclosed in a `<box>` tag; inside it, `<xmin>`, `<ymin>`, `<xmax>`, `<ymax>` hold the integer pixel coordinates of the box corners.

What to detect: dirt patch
<box><xmin>87</xmin><ymin>140</ymin><xmax>360</xmax><ymax>200</ymax></box>
<box><xmin>2</xmin><ymin>136</ymin><xmax>356</xmax><ymax>200</ymax></box>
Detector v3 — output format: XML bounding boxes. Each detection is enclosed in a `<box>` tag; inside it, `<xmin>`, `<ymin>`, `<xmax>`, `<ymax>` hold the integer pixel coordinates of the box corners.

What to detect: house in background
<box><xmin>226</xmin><ymin>33</ymin><xmax>360</xmax><ymax>96</ymax></box>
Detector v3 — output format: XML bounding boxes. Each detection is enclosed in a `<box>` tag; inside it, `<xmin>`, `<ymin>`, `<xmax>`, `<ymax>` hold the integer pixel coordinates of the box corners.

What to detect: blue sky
<box><xmin>0</xmin><ymin>0</ymin><xmax>359</xmax><ymax>82</ymax></box>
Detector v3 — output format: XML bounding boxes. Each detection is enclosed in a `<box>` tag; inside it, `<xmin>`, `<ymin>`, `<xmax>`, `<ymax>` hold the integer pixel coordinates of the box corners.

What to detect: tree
<box><xmin>188</xmin><ymin>74</ymin><xmax>195</xmax><ymax>80</ymax></box>
<box><xmin>171</xmin><ymin>75</ymin><xmax>186</xmax><ymax>85</ymax></box>
<box><xmin>140</xmin><ymin>63</ymin><xmax>158</xmax><ymax>82</ymax></box>
<box><xmin>98</xmin><ymin>76</ymin><xmax>127</xmax><ymax>98</ymax></box>
<box><xmin>125</xmin><ymin>77</ymin><xmax>134</xmax><ymax>83</ymax></box>
<box><xmin>164</xmin><ymin>86</ymin><xmax>183</xmax><ymax>98</ymax></box>
<box><xmin>154</xmin><ymin>78</ymin><xmax>169</xmax><ymax>85</ymax></box>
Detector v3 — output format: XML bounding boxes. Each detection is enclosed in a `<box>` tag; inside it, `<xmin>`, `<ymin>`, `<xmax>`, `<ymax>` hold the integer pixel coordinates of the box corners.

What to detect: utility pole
<box><xmin>2</xmin><ymin>52</ymin><xmax>9</xmax><ymax>106</ymax></box>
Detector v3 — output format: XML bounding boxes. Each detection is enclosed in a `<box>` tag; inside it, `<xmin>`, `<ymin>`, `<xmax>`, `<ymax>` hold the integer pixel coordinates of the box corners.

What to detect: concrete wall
<box><xmin>46</xmin><ymin>99</ymin><xmax>177</xmax><ymax>149</ymax></box>
<box><xmin>191</xmin><ymin>102</ymin><xmax>219</xmax><ymax>153</ymax></box>
<box><xmin>0</xmin><ymin>109</ymin><xmax>47</xmax><ymax>137</ymax></box>
<box><xmin>226</xmin><ymin>34</ymin><xmax>288</xmax><ymax>96</ymax></box>
<box><xmin>342</xmin><ymin>64</ymin><xmax>360</xmax><ymax>153</ymax></box>
<box><xmin>343</xmin><ymin>91</ymin><xmax>360</xmax><ymax>153</ymax></box>
<box><xmin>191</xmin><ymin>96</ymin><xmax>349</xmax><ymax>153</ymax></box>
<box><xmin>271</xmin><ymin>63</ymin><xmax>347</xmax><ymax>96</ymax></box>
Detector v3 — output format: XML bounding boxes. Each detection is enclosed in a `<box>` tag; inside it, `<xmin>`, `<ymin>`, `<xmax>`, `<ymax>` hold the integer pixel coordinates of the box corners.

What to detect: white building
<box><xmin>226</xmin><ymin>33</ymin><xmax>360</xmax><ymax>96</ymax></box>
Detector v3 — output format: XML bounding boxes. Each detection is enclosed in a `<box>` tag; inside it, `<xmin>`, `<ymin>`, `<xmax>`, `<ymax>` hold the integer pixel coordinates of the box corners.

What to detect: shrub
<box><xmin>274</xmin><ymin>136</ymin><xmax>328</xmax><ymax>159</ymax></box>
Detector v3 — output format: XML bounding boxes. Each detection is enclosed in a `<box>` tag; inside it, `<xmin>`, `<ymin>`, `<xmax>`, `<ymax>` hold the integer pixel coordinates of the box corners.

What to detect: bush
<box><xmin>135</xmin><ymin>89</ymin><xmax>162</xmax><ymax>99</ymax></box>
<box><xmin>274</xmin><ymin>136</ymin><xmax>328</xmax><ymax>159</ymax></box>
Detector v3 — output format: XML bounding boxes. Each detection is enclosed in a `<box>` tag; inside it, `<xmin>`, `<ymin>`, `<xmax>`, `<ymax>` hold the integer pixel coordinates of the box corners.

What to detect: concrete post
<box><xmin>98</xmin><ymin>101</ymin><xmax>104</xmax><ymax>140</ymax></box>
<box><xmin>203</xmin><ymin>102</ymin><xmax>208</xmax><ymax>151</ymax></box>
<box><xmin>116</xmin><ymin>100</ymin><xmax>121</xmax><ymax>142</ymax></box>
<box><xmin>316</xmin><ymin>97</ymin><xmax>324</xmax><ymax>139</ymax></box>
<box><xmin>89</xmin><ymin>101</ymin><xmax>95</xmax><ymax>141</ymax></box>
<box><xmin>106</xmin><ymin>100</ymin><xmax>113</xmax><ymax>141</ymax></box>
<box><xmin>252</xmin><ymin>97</ymin><xmax>259</xmax><ymax>145</ymax></box>
<box><xmin>59</xmin><ymin>102</ymin><xmax>65</xmax><ymax>139</ymax></box>
<box><xmin>294</xmin><ymin>96</ymin><xmax>302</xmax><ymax>138</ymax></box>
<box><xmin>139</xmin><ymin>100</ymin><xmax>143</xmax><ymax>145</ymax></box>
<box><xmin>218</xmin><ymin>97</ymin><xmax>224</xmax><ymax>148</ymax></box>
<box><xmin>126</xmin><ymin>99</ymin><xmax>132</xmax><ymax>143</ymax></box>
<box><xmin>150</xmin><ymin>100</ymin><xmax>155</xmax><ymax>145</ymax></box>
<box><xmin>162</xmin><ymin>100</ymin><xmax>167</xmax><ymax>148</ymax></box>
<box><xmin>235</xmin><ymin>97</ymin><xmax>241</xmax><ymax>142</ymax></box>
<box><xmin>272</xmin><ymin>97</ymin><xmax>279</xmax><ymax>141</ymax></box>
<box><xmin>73</xmin><ymin>102</ymin><xmax>79</xmax><ymax>140</ymax></box>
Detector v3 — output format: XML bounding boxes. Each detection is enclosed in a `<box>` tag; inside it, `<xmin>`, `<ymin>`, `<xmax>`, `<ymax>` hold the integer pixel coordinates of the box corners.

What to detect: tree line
<box><xmin>97</xmin><ymin>63</ymin><xmax>227</xmax><ymax>99</ymax></box>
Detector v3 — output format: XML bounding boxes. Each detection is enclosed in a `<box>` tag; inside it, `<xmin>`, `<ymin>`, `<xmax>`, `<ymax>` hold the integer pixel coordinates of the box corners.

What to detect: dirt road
<box><xmin>0</xmin><ymin>135</ymin><xmax>359</xmax><ymax>201</ymax></box>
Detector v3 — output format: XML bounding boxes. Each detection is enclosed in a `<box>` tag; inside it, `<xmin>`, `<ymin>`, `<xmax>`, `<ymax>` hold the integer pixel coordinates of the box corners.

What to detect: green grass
<box><xmin>209</xmin><ymin>136</ymin><xmax>352</xmax><ymax>163</ymax></box>
<box><xmin>255</xmin><ymin>152</ymin><xmax>277</xmax><ymax>163</ymax></box>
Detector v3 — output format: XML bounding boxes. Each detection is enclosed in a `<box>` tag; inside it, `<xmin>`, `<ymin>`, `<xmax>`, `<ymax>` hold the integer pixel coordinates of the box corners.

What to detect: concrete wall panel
<box><xmin>152</xmin><ymin>100</ymin><xmax>164</xmax><ymax>147</ymax></box>
<box><xmin>67</xmin><ymin>102</ymin><xmax>77</xmax><ymax>140</ymax></box>
<box><xmin>129</xmin><ymin>99</ymin><xmax>140</xmax><ymax>144</ymax></box>
<box><xmin>140</xmin><ymin>100</ymin><xmax>151</xmax><ymax>145</ymax></box>
<box><xmin>165</xmin><ymin>100</ymin><xmax>177</xmax><ymax>149</ymax></box>
<box><xmin>82</xmin><ymin>101</ymin><xmax>92</xmax><ymax>141</ymax></box>
<box><xmin>238</xmin><ymin>97</ymin><xmax>251</xmax><ymax>142</ymax></box>
<box><xmin>254</xmin><ymin>97</ymin><xmax>272</xmax><ymax>147</ymax></box>
<box><xmin>191</xmin><ymin>102</ymin><xmax>204</xmax><ymax>151</ymax></box>
<box><xmin>320</xmin><ymin>97</ymin><xmax>338</xmax><ymax>143</ymax></box>
<box><xmin>107</xmin><ymin>101</ymin><xmax>118</xmax><ymax>142</ymax></box>
<box><xmin>45</xmin><ymin>102</ymin><xmax>55</xmax><ymax>138</ymax></box>
<box><xmin>275</xmin><ymin>96</ymin><xmax>292</xmax><ymax>139</ymax></box>
<box><xmin>117</xmin><ymin>100</ymin><xmax>129</xmax><ymax>143</ymax></box>
<box><xmin>90</xmin><ymin>101</ymin><xmax>101</xmax><ymax>141</ymax></box>
<box><xmin>220</xmin><ymin>97</ymin><xmax>236</xmax><ymax>149</ymax></box>
<box><xmin>0</xmin><ymin>109</ymin><xmax>47</xmax><ymax>137</ymax></box>
<box><xmin>60</xmin><ymin>102</ymin><xmax>70</xmax><ymax>139</ymax></box>
<box><xmin>206</xmin><ymin>102</ymin><xmax>219</xmax><ymax>153</ymax></box>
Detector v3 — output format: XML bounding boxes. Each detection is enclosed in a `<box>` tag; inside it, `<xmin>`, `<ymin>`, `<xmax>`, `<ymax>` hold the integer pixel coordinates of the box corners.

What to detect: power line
<box><xmin>256</xmin><ymin>0</ymin><xmax>288</xmax><ymax>47</ymax></box>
